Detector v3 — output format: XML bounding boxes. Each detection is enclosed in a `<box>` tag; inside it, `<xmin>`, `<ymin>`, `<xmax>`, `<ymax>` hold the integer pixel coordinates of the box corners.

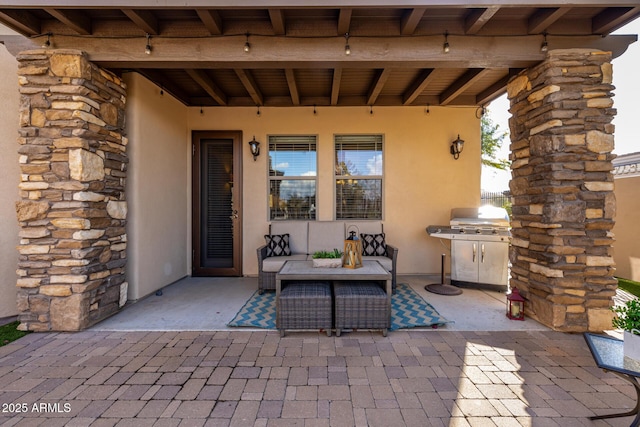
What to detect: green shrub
<box><xmin>612</xmin><ymin>299</ymin><xmax>640</xmax><ymax>334</ymax></box>
<box><xmin>618</xmin><ymin>277</ymin><xmax>640</xmax><ymax>299</ymax></box>
<box><xmin>0</xmin><ymin>321</ymin><xmax>30</xmax><ymax>346</ymax></box>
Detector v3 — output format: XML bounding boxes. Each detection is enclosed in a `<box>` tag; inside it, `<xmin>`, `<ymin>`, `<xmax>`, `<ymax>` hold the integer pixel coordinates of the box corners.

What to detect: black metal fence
<box><xmin>481</xmin><ymin>190</ymin><xmax>511</xmax><ymax>209</ymax></box>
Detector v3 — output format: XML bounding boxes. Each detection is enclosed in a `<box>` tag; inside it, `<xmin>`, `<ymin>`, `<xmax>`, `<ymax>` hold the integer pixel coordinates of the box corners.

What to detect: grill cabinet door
<box><xmin>451</xmin><ymin>240</ymin><xmax>479</xmax><ymax>283</ymax></box>
<box><xmin>478</xmin><ymin>241</ymin><xmax>509</xmax><ymax>286</ymax></box>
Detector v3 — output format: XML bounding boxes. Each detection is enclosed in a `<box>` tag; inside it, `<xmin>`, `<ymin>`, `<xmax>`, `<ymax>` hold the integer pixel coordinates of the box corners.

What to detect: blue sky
<box><xmin>482</xmin><ymin>19</ymin><xmax>640</xmax><ymax>191</ymax></box>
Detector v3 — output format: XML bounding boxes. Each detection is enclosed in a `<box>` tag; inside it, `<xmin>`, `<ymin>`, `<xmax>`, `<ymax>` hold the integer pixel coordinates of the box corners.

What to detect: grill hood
<box><xmin>449</xmin><ymin>206</ymin><xmax>510</xmax><ymax>228</ymax></box>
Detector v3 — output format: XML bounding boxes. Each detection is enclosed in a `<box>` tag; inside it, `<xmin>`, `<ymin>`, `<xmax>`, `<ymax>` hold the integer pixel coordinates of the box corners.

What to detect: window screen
<box><xmin>335</xmin><ymin>135</ymin><xmax>383</xmax><ymax>219</ymax></box>
<box><xmin>268</xmin><ymin>135</ymin><xmax>317</xmax><ymax>220</ymax></box>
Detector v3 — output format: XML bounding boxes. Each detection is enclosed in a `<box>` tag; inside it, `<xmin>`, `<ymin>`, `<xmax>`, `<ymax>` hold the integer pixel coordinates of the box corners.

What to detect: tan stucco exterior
<box><xmin>123</xmin><ymin>73</ymin><xmax>189</xmax><ymax>300</ymax></box>
<box><xmin>0</xmin><ymin>28</ymin><xmax>20</xmax><ymax>320</ymax></box>
<box><xmin>187</xmin><ymin>104</ymin><xmax>481</xmax><ymax>280</ymax></box>
<box><xmin>613</xmin><ymin>158</ymin><xmax>640</xmax><ymax>281</ymax></box>
<box><xmin>122</xmin><ymin>72</ymin><xmax>481</xmax><ymax>300</ymax></box>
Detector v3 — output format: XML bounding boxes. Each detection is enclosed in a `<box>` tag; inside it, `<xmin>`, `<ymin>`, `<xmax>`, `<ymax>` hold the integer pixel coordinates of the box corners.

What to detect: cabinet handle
<box><xmin>473</xmin><ymin>243</ymin><xmax>477</xmax><ymax>262</ymax></box>
<box><xmin>481</xmin><ymin>244</ymin><xmax>485</xmax><ymax>263</ymax></box>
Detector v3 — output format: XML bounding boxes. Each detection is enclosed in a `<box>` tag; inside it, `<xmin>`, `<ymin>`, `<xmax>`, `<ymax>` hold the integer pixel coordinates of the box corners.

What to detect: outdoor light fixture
<box><xmin>42</xmin><ymin>33</ymin><xmax>51</xmax><ymax>48</ymax></box>
<box><xmin>443</xmin><ymin>31</ymin><xmax>450</xmax><ymax>53</ymax></box>
<box><xmin>450</xmin><ymin>134</ymin><xmax>464</xmax><ymax>159</ymax></box>
<box><xmin>506</xmin><ymin>288</ymin><xmax>525</xmax><ymax>320</ymax></box>
<box><xmin>145</xmin><ymin>34</ymin><xmax>152</xmax><ymax>55</ymax></box>
<box><xmin>540</xmin><ymin>33</ymin><xmax>548</xmax><ymax>52</ymax></box>
<box><xmin>248</xmin><ymin>136</ymin><xmax>260</xmax><ymax>161</ymax></box>
<box><xmin>344</xmin><ymin>33</ymin><xmax>351</xmax><ymax>55</ymax></box>
<box><xmin>244</xmin><ymin>33</ymin><xmax>251</xmax><ymax>53</ymax></box>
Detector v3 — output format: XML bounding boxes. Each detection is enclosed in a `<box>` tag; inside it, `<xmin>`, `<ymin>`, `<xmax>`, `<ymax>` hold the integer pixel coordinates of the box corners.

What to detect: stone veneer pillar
<box><xmin>507</xmin><ymin>49</ymin><xmax>617</xmax><ymax>332</ymax></box>
<box><xmin>15</xmin><ymin>49</ymin><xmax>128</xmax><ymax>331</ymax></box>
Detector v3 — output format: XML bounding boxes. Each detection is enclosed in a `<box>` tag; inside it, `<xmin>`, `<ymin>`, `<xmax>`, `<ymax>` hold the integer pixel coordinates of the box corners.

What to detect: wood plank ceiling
<box><xmin>1</xmin><ymin>1</ymin><xmax>639</xmax><ymax>108</ymax></box>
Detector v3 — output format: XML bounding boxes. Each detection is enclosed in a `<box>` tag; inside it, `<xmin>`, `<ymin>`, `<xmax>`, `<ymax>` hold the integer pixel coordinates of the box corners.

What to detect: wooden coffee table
<box><xmin>276</xmin><ymin>260</ymin><xmax>392</xmax><ymax>335</ymax></box>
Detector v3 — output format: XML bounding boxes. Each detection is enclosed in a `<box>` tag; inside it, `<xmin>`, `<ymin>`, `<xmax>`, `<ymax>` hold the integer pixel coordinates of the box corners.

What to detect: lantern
<box><xmin>506</xmin><ymin>288</ymin><xmax>525</xmax><ymax>320</ymax></box>
<box><xmin>342</xmin><ymin>227</ymin><xmax>363</xmax><ymax>269</ymax></box>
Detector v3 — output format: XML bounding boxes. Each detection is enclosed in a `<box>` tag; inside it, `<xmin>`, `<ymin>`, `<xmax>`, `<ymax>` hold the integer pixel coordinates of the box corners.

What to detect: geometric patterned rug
<box><xmin>227</xmin><ymin>283</ymin><xmax>451</xmax><ymax>330</ymax></box>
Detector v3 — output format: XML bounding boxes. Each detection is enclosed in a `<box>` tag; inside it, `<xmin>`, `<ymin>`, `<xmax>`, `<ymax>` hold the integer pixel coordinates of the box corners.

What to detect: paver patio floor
<box><xmin>0</xmin><ymin>329</ymin><xmax>635</xmax><ymax>426</ymax></box>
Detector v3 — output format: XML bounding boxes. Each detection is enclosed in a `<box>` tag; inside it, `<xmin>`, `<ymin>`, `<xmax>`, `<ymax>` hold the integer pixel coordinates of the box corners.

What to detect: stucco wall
<box><xmin>0</xmin><ymin>38</ymin><xmax>19</xmax><ymax>319</ymax></box>
<box><xmin>613</xmin><ymin>175</ymin><xmax>640</xmax><ymax>281</ymax></box>
<box><xmin>188</xmin><ymin>105</ymin><xmax>481</xmax><ymax>276</ymax></box>
<box><xmin>124</xmin><ymin>73</ymin><xmax>189</xmax><ymax>300</ymax></box>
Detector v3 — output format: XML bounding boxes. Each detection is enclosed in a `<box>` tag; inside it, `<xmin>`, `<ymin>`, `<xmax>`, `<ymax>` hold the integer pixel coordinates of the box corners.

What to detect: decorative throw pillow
<box><xmin>264</xmin><ymin>234</ymin><xmax>291</xmax><ymax>257</ymax></box>
<box><xmin>360</xmin><ymin>233</ymin><xmax>387</xmax><ymax>256</ymax></box>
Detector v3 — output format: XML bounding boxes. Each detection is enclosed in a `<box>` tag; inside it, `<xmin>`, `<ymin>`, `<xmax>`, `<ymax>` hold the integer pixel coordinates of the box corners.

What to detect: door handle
<box><xmin>481</xmin><ymin>244</ymin><xmax>485</xmax><ymax>263</ymax></box>
<box><xmin>473</xmin><ymin>243</ymin><xmax>477</xmax><ymax>263</ymax></box>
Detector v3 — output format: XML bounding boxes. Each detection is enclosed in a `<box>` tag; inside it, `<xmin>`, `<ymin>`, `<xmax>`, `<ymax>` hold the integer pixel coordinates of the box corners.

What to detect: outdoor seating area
<box><xmin>257</xmin><ymin>221</ymin><xmax>398</xmax><ymax>294</ymax></box>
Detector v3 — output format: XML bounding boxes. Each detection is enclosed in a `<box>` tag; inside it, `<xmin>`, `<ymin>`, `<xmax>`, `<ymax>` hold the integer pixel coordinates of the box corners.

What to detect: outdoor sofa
<box><xmin>257</xmin><ymin>220</ymin><xmax>398</xmax><ymax>294</ymax></box>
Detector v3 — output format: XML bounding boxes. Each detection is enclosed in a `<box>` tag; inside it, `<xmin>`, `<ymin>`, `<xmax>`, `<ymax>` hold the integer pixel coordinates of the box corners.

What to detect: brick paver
<box><xmin>0</xmin><ymin>330</ymin><xmax>635</xmax><ymax>425</ymax></box>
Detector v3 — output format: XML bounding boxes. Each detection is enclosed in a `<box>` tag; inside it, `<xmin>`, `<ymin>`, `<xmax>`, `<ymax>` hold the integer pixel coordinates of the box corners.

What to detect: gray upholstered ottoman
<box><xmin>277</xmin><ymin>281</ymin><xmax>332</xmax><ymax>337</ymax></box>
<box><xmin>334</xmin><ymin>282</ymin><xmax>389</xmax><ymax>337</ymax></box>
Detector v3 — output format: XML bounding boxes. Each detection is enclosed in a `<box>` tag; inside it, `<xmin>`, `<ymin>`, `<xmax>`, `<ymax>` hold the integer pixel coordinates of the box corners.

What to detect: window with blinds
<box><xmin>268</xmin><ymin>135</ymin><xmax>317</xmax><ymax>220</ymax></box>
<box><xmin>335</xmin><ymin>135</ymin><xmax>383</xmax><ymax>220</ymax></box>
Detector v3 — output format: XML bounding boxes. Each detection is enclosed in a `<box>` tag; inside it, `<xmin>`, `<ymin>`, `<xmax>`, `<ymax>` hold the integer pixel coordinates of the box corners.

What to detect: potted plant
<box><xmin>612</xmin><ymin>299</ymin><xmax>640</xmax><ymax>360</ymax></box>
<box><xmin>312</xmin><ymin>249</ymin><xmax>343</xmax><ymax>268</ymax></box>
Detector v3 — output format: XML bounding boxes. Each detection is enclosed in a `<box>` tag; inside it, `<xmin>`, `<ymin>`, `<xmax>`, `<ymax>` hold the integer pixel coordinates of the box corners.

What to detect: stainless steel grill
<box><xmin>427</xmin><ymin>206</ymin><xmax>511</xmax><ymax>289</ymax></box>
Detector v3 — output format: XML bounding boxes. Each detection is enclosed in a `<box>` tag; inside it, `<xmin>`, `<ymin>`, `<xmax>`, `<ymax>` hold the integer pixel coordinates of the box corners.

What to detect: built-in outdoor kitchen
<box><xmin>427</xmin><ymin>206</ymin><xmax>511</xmax><ymax>293</ymax></box>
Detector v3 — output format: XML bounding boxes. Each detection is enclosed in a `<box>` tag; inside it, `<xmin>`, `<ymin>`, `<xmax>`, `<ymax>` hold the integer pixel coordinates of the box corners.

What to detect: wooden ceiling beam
<box><xmin>284</xmin><ymin>68</ymin><xmax>300</xmax><ymax>105</ymax></box>
<box><xmin>36</xmin><ymin>34</ymin><xmax>635</xmax><ymax>69</ymax></box>
<box><xmin>476</xmin><ymin>69</ymin><xmax>523</xmax><ymax>106</ymax></box>
<box><xmin>593</xmin><ymin>7</ymin><xmax>640</xmax><ymax>35</ymax></box>
<box><xmin>269</xmin><ymin>9</ymin><xmax>286</xmax><ymax>35</ymax></box>
<box><xmin>122</xmin><ymin>9</ymin><xmax>159</xmax><ymax>35</ymax></box>
<box><xmin>400</xmin><ymin>8</ymin><xmax>425</xmax><ymax>36</ymax></box>
<box><xmin>234</xmin><ymin>68</ymin><xmax>264</xmax><ymax>106</ymax></box>
<box><xmin>196</xmin><ymin>9</ymin><xmax>223</xmax><ymax>35</ymax></box>
<box><xmin>331</xmin><ymin>67</ymin><xmax>342</xmax><ymax>106</ymax></box>
<box><xmin>367</xmin><ymin>68</ymin><xmax>391</xmax><ymax>106</ymax></box>
<box><xmin>133</xmin><ymin>69</ymin><xmax>191</xmax><ymax>105</ymax></box>
<box><xmin>440</xmin><ymin>68</ymin><xmax>486</xmax><ymax>105</ymax></box>
<box><xmin>337</xmin><ymin>8</ymin><xmax>352</xmax><ymax>35</ymax></box>
<box><xmin>44</xmin><ymin>8</ymin><xmax>91</xmax><ymax>35</ymax></box>
<box><xmin>465</xmin><ymin>7</ymin><xmax>500</xmax><ymax>35</ymax></box>
<box><xmin>185</xmin><ymin>69</ymin><xmax>228</xmax><ymax>106</ymax></box>
<box><xmin>528</xmin><ymin>7</ymin><xmax>571</xmax><ymax>34</ymax></box>
<box><xmin>0</xmin><ymin>10</ymin><xmax>40</xmax><ymax>36</ymax></box>
<box><xmin>402</xmin><ymin>68</ymin><xmax>435</xmax><ymax>105</ymax></box>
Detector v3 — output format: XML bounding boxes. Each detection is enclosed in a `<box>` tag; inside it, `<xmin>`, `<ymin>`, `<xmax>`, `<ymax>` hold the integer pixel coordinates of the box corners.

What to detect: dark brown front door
<box><xmin>192</xmin><ymin>131</ymin><xmax>243</xmax><ymax>276</ymax></box>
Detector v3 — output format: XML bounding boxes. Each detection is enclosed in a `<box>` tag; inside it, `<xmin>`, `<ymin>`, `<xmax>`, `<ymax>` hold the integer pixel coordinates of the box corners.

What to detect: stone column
<box><xmin>15</xmin><ymin>49</ymin><xmax>128</xmax><ymax>331</ymax></box>
<box><xmin>507</xmin><ymin>49</ymin><xmax>616</xmax><ymax>332</ymax></box>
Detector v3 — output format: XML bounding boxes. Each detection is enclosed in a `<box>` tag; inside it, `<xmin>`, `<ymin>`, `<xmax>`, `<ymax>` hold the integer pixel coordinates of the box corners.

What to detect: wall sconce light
<box><xmin>248</xmin><ymin>136</ymin><xmax>260</xmax><ymax>161</ymax></box>
<box><xmin>450</xmin><ymin>134</ymin><xmax>464</xmax><ymax>160</ymax></box>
